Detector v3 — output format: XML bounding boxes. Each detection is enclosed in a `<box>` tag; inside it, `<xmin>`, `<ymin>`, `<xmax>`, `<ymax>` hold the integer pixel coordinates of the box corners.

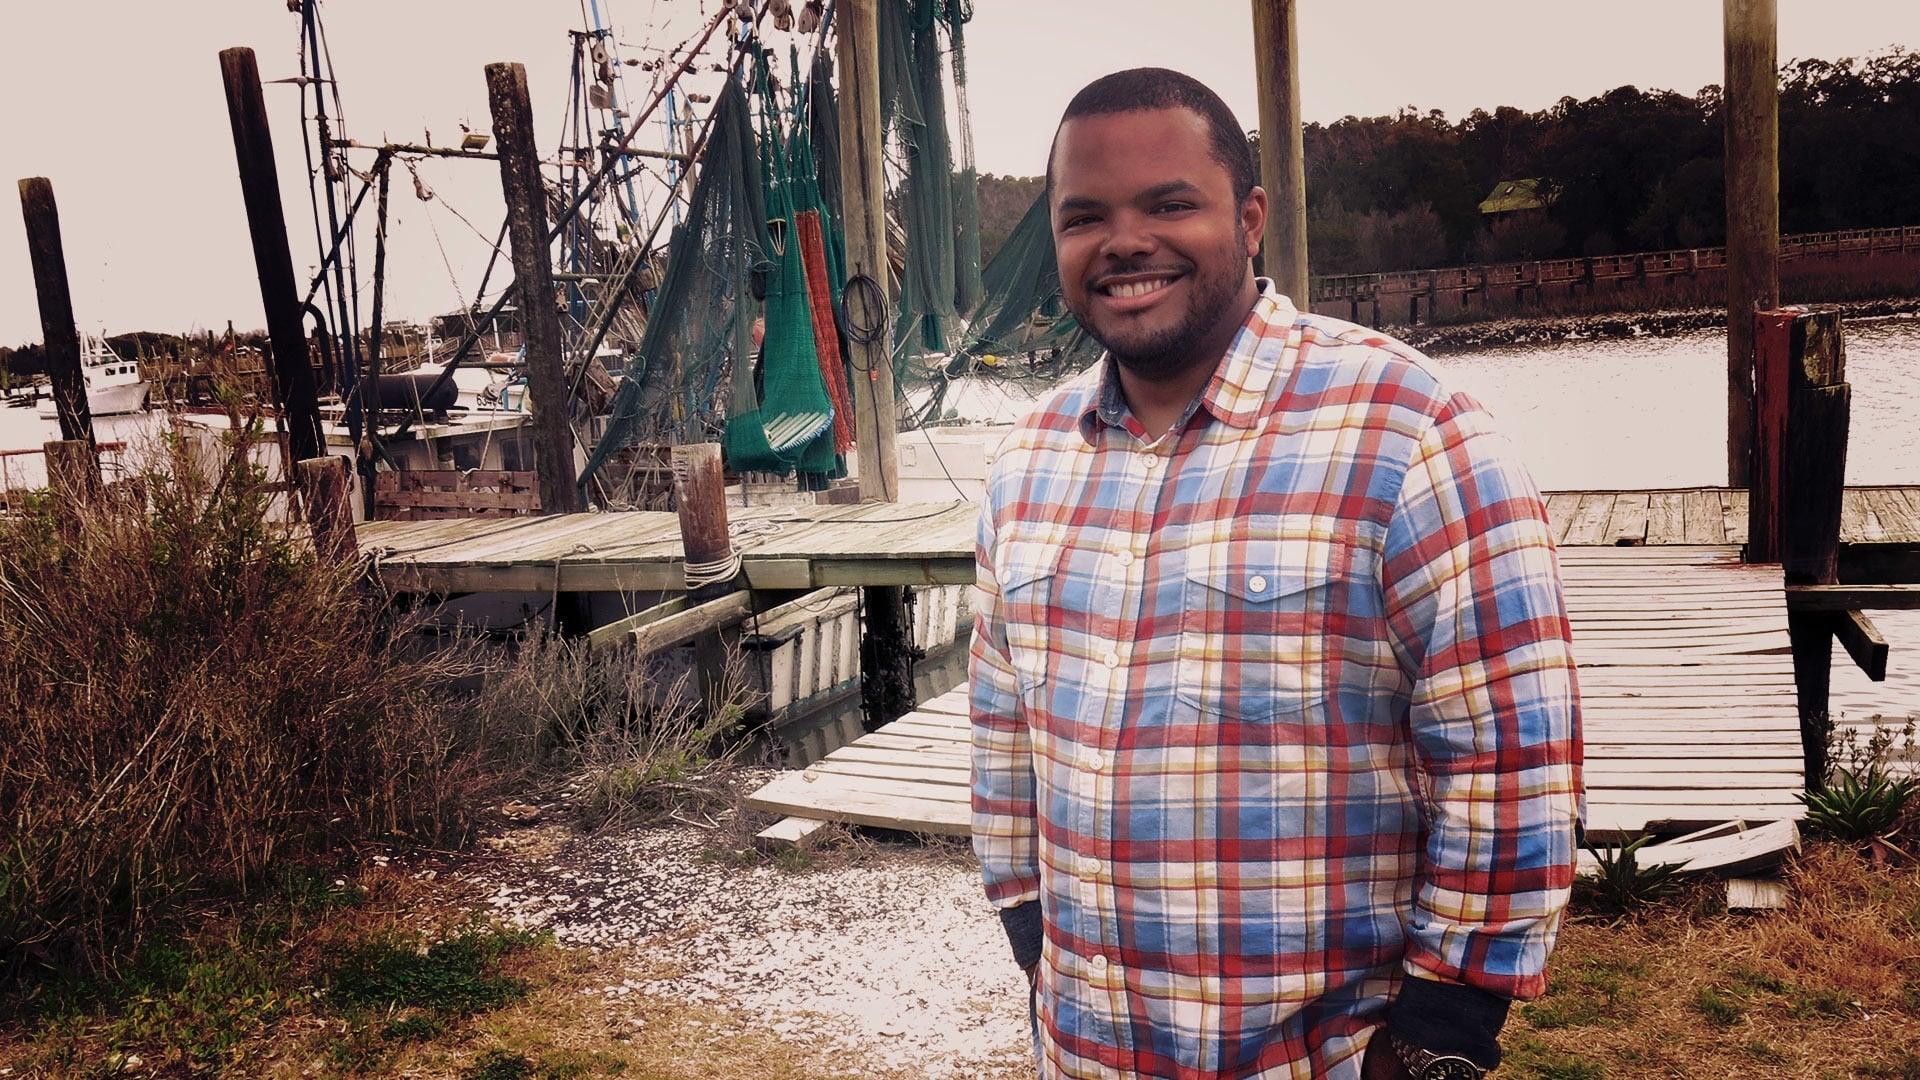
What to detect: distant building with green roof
<box><xmin>1479</xmin><ymin>178</ymin><xmax>1556</xmax><ymax>216</ymax></box>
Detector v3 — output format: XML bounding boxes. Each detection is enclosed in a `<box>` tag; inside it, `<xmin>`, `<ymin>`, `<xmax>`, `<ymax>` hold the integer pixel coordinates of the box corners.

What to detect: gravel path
<box><xmin>463</xmin><ymin>781</ymin><xmax>1032</xmax><ymax>1079</ymax></box>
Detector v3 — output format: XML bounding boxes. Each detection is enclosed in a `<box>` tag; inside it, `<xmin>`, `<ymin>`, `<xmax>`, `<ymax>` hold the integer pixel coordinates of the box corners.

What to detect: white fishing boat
<box><xmin>38</xmin><ymin>332</ymin><xmax>149</xmax><ymax>418</ymax></box>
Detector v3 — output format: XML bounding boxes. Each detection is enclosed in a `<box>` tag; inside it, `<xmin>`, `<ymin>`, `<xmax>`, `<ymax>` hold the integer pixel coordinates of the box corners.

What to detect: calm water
<box><xmin>5</xmin><ymin>318</ymin><xmax>1917</xmax><ymax>723</ymax></box>
<box><xmin>1427</xmin><ymin>315</ymin><xmax>1920</xmax><ymax>729</ymax></box>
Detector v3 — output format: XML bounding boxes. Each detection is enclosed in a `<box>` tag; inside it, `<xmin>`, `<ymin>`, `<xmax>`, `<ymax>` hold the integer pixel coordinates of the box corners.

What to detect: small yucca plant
<box><xmin>1578</xmin><ymin>833</ymin><xmax>1685</xmax><ymax>913</ymax></box>
<box><xmin>1797</xmin><ymin>768</ymin><xmax>1918</xmax><ymax>843</ymax></box>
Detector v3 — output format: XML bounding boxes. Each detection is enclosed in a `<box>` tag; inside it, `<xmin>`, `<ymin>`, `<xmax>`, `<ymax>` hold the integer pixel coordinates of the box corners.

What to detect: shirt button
<box><xmin>1141</xmin><ymin>455</ymin><xmax>1160</xmax><ymax>471</ymax></box>
<box><xmin>1082</xmin><ymin>752</ymin><xmax>1105</xmax><ymax>772</ymax></box>
<box><xmin>1249</xmin><ymin>574</ymin><xmax>1269</xmax><ymax>594</ymax></box>
<box><xmin>1116</xmin><ymin>550</ymin><xmax>1134</xmax><ymax>567</ymax></box>
<box><xmin>1090</xmin><ymin>954</ymin><xmax>1109</xmax><ymax>972</ymax></box>
<box><xmin>1080</xmin><ymin>856</ymin><xmax>1102</xmax><ymax>877</ymax></box>
<box><xmin>1103</xmin><ymin>651</ymin><xmax>1120</xmax><ymax>669</ymax></box>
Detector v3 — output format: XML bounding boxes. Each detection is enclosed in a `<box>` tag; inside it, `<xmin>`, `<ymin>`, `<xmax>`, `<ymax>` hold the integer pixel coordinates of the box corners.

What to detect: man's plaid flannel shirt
<box><xmin>969</xmin><ymin>282</ymin><xmax>1583</xmax><ymax>1079</ymax></box>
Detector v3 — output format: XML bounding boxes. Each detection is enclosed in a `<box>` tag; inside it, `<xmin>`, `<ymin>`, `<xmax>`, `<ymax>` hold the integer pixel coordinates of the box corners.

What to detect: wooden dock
<box><xmin>1540</xmin><ymin>486</ymin><xmax>1920</xmax><ymax>547</ymax></box>
<box><xmin>352</xmin><ymin>486</ymin><xmax>1920</xmax><ymax>594</ymax></box>
<box><xmin>747</xmin><ymin>544</ymin><xmax>1809</xmax><ymax>838</ymax></box>
<box><xmin>350</xmin><ymin>485</ymin><xmax>1915</xmax><ymax>835</ymax></box>
<box><xmin>356</xmin><ymin>500</ymin><xmax>977</xmax><ymax>593</ymax></box>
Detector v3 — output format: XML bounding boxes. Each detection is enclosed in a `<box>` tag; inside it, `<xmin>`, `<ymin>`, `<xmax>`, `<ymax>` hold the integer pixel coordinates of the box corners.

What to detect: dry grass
<box><xmin>471</xmin><ymin>632</ymin><xmax>756</xmax><ymax>833</ymax></box>
<box><xmin>5</xmin><ymin>831</ymin><xmax>1916</xmax><ymax>1078</ymax></box>
<box><xmin>1509</xmin><ymin>843</ymin><xmax>1920</xmax><ymax>1079</ymax></box>
<box><xmin>0</xmin><ymin>860</ymin><xmax>914</xmax><ymax>1080</ymax></box>
<box><xmin>0</xmin><ymin>424</ymin><xmax>532</xmax><ymax>982</ymax></box>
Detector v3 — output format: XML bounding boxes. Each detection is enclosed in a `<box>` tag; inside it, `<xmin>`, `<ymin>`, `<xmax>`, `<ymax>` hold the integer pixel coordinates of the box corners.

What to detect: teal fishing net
<box><xmin>878</xmin><ymin>0</ymin><xmax>980</xmax><ymax>354</ymax></box>
<box><xmin>963</xmin><ymin>191</ymin><xmax>1097</xmax><ymax>362</ymax></box>
<box><xmin>580</xmin><ymin>77</ymin><xmax>769</xmax><ymax>489</ymax></box>
<box><xmin>725</xmin><ymin>47</ymin><xmax>841</xmax><ymax>478</ymax></box>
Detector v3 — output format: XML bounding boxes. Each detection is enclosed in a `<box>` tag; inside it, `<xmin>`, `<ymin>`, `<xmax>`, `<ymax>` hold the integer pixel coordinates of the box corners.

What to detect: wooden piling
<box><xmin>485</xmin><ymin>61</ymin><xmax>582</xmax><ymax>516</ymax></box>
<box><xmin>834</xmin><ymin>0</ymin><xmax>898</xmax><ymax>503</ymax></box>
<box><xmin>1774</xmin><ymin>309</ymin><xmax>1848</xmax><ymax>786</ymax></box>
<box><xmin>1745</xmin><ymin>308</ymin><xmax>1796</xmax><ymax>563</ymax></box>
<box><xmin>671</xmin><ymin>443</ymin><xmax>733</xmax><ymax>586</ymax></box>
<box><xmin>1723</xmin><ymin>0</ymin><xmax>1780</xmax><ymax>488</ymax></box>
<box><xmin>672</xmin><ymin>443</ymin><xmax>741</xmax><ymax>716</ymax></box>
<box><xmin>295</xmin><ymin>455</ymin><xmax>357</xmax><ymax>564</ymax></box>
<box><xmin>218</xmin><ymin>48</ymin><xmax>325</xmax><ymax>467</ymax></box>
<box><xmin>42</xmin><ymin>440</ymin><xmax>99</xmax><ymax>503</ymax></box>
<box><xmin>1250</xmin><ymin>0</ymin><xmax>1308</xmax><ymax>302</ymax></box>
<box><xmin>835</xmin><ymin>0</ymin><xmax>915</xmax><ymax>728</ymax></box>
<box><xmin>17</xmin><ymin>179</ymin><xmax>92</xmax><ymax>445</ymax></box>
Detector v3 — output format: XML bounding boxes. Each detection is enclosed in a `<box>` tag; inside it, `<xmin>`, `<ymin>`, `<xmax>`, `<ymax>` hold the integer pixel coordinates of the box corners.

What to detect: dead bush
<box><xmin>470</xmin><ymin>629</ymin><xmax>758</xmax><ymax>830</ymax></box>
<box><xmin>0</xmin><ymin>423</ymin><xmax>517</xmax><ymax>979</ymax></box>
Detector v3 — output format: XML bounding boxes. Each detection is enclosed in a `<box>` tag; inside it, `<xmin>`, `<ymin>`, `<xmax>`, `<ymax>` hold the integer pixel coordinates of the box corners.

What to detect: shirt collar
<box><xmin>1083</xmin><ymin>279</ymin><xmax>1300</xmax><ymax>439</ymax></box>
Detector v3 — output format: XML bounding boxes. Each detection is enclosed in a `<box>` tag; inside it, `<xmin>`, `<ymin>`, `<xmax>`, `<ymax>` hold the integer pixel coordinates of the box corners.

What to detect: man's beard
<box><xmin>1070</xmin><ymin>231</ymin><xmax>1251</xmax><ymax>382</ymax></box>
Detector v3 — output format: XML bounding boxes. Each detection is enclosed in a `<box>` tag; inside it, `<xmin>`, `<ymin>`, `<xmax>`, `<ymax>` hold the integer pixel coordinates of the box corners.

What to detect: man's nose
<box><xmin>1098</xmin><ymin>210</ymin><xmax>1157</xmax><ymax>261</ymax></box>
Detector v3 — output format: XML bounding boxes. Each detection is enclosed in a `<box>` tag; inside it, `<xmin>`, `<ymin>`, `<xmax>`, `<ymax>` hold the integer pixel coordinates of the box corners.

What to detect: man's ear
<box><xmin>1240</xmin><ymin>186</ymin><xmax>1269</xmax><ymax>259</ymax></box>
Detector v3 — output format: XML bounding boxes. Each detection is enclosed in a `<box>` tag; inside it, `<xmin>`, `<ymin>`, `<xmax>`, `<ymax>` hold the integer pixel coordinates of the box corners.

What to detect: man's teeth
<box><xmin>1108</xmin><ymin>278</ymin><xmax>1173</xmax><ymax>298</ymax></box>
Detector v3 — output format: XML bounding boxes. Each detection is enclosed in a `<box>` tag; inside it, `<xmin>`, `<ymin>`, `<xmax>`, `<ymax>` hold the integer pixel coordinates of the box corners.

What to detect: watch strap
<box><xmin>1390</xmin><ymin>1031</ymin><xmax>1487</xmax><ymax>1079</ymax></box>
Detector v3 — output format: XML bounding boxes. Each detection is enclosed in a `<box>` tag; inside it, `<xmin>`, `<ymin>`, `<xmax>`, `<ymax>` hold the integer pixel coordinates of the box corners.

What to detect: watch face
<box><xmin>1420</xmin><ymin>1056</ymin><xmax>1484</xmax><ymax>1080</ymax></box>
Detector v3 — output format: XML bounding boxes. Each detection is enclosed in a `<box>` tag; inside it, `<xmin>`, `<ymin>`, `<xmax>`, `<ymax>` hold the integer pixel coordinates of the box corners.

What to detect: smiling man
<box><xmin>969</xmin><ymin>69</ymin><xmax>1584</xmax><ymax>1080</ymax></box>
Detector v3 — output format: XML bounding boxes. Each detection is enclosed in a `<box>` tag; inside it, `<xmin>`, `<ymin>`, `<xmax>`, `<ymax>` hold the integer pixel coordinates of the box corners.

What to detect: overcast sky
<box><xmin>3</xmin><ymin>1</ymin><xmax>1917</xmax><ymax>345</ymax></box>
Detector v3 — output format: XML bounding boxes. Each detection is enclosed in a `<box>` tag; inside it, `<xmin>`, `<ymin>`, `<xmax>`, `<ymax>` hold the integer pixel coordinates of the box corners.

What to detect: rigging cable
<box><xmin>385</xmin><ymin>2</ymin><xmax>745</xmax><ymax>445</ymax></box>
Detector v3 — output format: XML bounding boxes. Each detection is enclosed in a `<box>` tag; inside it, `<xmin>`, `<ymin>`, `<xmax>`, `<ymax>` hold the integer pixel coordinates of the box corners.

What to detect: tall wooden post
<box><xmin>834</xmin><ymin>0</ymin><xmax>899</xmax><ymax>503</ymax></box>
<box><xmin>295</xmin><ymin>455</ymin><xmax>358</xmax><ymax>564</ymax></box>
<box><xmin>219</xmin><ymin>48</ymin><xmax>325</xmax><ymax>467</ymax></box>
<box><xmin>1251</xmin><ymin>0</ymin><xmax>1309</xmax><ymax>303</ymax></box>
<box><xmin>43</xmin><ymin>440</ymin><xmax>100</xmax><ymax>503</ymax></box>
<box><xmin>673</xmin><ymin>443</ymin><xmax>740</xmax><ymax>715</ymax></box>
<box><xmin>1777</xmin><ymin>310</ymin><xmax>1848</xmax><ymax>787</ymax></box>
<box><xmin>486</xmin><ymin>61</ymin><xmax>581</xmax><ymax>516</ymax></box>
<box><xmin>836</xmin><ymin>0</ymin><xmax>914</xmax><ymax>728</ymax></box>
<box><xmin>1723</xmin><ymin>0</ymin><xmax>1780</xmax><ymax>487</ymax></box>
<box><xmin>18</xmin><ymin>179</ymin><xmax>93</xmax><ymax>444</ymax></box>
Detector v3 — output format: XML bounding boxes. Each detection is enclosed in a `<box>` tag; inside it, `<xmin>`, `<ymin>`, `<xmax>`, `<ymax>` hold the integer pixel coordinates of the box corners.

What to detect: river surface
<box><xmin>5</xmin><ymin>318</ymin><xmax>1918</xmax><ymax>730</ymax></box>
<box><xmin>1430</xmin><ymin>315</ymin><xmax>1920</xmax><ymax>737</ymax></box>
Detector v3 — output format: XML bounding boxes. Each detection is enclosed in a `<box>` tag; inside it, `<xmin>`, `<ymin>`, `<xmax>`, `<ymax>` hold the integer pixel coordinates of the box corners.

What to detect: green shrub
<box><xmin>1797</xmin><ymin>768</ymin><xmax>1918</xmax><ymax>842</ymax></box>
<box><xmin>1576</xmin><ymin>833</ymin><xmax>1684</xmax><ymax>913</ymax></box>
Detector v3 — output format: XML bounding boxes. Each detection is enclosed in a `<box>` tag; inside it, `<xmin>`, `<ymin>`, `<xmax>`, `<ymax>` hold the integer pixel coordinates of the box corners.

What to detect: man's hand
<box><xmin>1362</xmin><ymin>1032</ymin><xmax>1412</xmax><ymax>1080</ymax></box>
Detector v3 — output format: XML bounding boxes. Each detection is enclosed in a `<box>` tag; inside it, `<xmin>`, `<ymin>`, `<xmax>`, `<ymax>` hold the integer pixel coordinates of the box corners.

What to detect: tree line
<box><xmin>1291</xmin><ymin>48</ymin><xmax>1920</xmax><ymax>275</ymax></box>
<box><xmin>970</xmin><ymin>50</ymin><xmax>1920</xmax><ymax>278</ymax></box>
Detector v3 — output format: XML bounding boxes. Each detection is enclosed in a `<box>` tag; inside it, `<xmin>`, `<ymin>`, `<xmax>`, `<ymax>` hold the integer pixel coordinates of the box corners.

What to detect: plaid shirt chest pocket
<box><xmin>995</xmin><ymin>539</ymin><xmax>1061</xmax><ymax>704</ymax></box>
<box><xmin>1176</xmin><ymin>534</ymin><xmax>1358</xmax><ymax>721</ymax></box>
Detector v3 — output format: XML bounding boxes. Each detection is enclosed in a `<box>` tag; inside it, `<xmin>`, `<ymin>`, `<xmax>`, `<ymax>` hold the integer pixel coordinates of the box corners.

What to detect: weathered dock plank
<box><xmin>1538</xmin><ymin>486</ymin><xmax>1920</xmax><ymax>547</ymax></box>
<box><xmin>357</xmin><ymin>500</ymin><xmax>978</xmax><ymax>593</ymax></box>
<box><xmin>747</xmin><ymin>543</ymin><xmax>1807</xmax><ymax>838</ymax></box>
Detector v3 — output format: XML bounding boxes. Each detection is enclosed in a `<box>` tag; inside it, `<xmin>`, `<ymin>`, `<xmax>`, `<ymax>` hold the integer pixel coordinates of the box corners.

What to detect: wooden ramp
<box><xmin>745</xmin><ymin>545</ymin><xmax>1806</xmax><ymax>838</ymax></box>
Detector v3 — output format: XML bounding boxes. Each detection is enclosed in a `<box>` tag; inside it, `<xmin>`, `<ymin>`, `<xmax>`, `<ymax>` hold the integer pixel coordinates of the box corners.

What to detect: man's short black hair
<box><xmin>1047</xmin><ymin>67</ymin><xmax>1258</xmax><ymax>202</ymax></box>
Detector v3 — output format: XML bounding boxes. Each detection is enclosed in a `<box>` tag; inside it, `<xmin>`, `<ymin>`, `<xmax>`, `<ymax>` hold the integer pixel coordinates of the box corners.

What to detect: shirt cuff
<box><xmin>1387</xmin><ymin>975</ymin><xmax>1512</xmax><ymax>1068</ymax></box>
<box><xmin>997</xmin><ymin>901</ymin><xmax>1043</xmax><ymax>971</ymax></box>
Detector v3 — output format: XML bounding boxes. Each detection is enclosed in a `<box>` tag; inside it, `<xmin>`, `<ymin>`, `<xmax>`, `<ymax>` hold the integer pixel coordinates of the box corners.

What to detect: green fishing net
<box><xmin>878</xmin><ymin>0</ymin><xmax>980</xmax><ymax>354</ymax></box>
<box><xmin>580</xmin><ymin>76</ymin><xmax>770</xmax><ymax>490</ymax></box>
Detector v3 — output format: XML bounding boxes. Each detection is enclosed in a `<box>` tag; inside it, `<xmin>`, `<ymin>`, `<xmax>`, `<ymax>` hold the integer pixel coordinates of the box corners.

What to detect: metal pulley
<box><xmin>797</xmin><ymin>0</ymin><xmax>823</xmax><ymax>34</ymax></box>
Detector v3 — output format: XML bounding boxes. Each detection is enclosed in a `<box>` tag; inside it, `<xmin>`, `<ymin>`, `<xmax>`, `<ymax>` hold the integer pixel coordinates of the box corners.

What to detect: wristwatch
<box><xmin>1389</xmin><ymin>1032</ymin><xmax>1488</xmax><ymax>1080</ymax></box>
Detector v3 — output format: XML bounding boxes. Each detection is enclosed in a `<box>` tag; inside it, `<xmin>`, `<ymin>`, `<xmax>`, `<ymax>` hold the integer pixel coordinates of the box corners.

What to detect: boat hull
<box><xmin>37</xmin><ymin>381</ymin><xmax>148</xmax><ymax>418</ymax></box>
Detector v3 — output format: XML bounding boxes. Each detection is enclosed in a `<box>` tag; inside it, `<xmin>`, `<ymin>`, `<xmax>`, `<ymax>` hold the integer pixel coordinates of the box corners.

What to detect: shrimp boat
<box><xmin>38</xmin><ymin>332</ymin><xmax>150</xmax><ymax>417</ymax></box>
